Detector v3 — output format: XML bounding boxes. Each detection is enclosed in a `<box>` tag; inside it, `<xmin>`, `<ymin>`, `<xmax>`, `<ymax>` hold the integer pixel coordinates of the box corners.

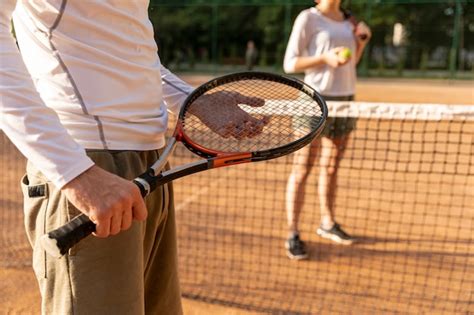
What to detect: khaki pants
<box><xmin>21</xmin><ymin>150</ymin><xmax>182</xmax><ymax>315</ymax></box>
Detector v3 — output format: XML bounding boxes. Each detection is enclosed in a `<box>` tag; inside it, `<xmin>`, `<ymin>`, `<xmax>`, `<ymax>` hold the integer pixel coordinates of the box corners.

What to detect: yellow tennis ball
<box><xmin>340</xmin><ymin>48</ymin><xmax>352</xmax><ymax>60</ymax></box>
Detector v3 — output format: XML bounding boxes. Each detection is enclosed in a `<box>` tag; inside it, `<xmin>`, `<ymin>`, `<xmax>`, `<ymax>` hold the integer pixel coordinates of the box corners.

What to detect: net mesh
<box><xmin>1</xmin><ymin>102</ymin><xmax>473</xmax><ymax>314</ymax></box>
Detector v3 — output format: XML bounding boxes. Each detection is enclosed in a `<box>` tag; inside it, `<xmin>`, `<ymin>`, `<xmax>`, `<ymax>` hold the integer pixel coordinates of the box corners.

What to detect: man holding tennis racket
<box><xmin>0</xmin><ymin>1</ymin><xmax>268</xmax><ymax>314</ymax></box>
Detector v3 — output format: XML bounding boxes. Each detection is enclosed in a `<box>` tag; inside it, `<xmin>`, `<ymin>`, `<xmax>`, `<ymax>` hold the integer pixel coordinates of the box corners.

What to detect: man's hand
<box><xmin>189</xmin><ymin>91</ymin><xmax>270</xmax><ymax>139</ymax></box>
<box><xmin>62</xmin><ymin>165</ymin><xmax>147</xmax><ymax>238</ymax></box>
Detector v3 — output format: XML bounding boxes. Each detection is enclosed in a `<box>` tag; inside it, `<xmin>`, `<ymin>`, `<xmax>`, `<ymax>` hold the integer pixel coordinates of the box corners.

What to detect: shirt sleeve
<box><xmin>159</xmin><ymin>64</ymin><xmax>195</xmax><ymax>116</ymax></box>
<box><xmin>283</xmin><ymin>11</ymin><xmax>311</xmax><ymax>74</ymax></box>
<box><xmin>0</xmin><ymin>1</ymin><xmax>94</xmax><ymax>189</ymax></box>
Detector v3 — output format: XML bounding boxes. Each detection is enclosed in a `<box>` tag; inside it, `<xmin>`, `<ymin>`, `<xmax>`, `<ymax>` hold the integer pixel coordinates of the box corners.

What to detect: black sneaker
<box><xmin>316</xmin><ymin>223</ymin><xmax>355</xmax><ymax>245</ymax></box>
<box><xmin>285</xmin><ymin>235</ymin><xmax>309</xmax><ymax>260</ymax></box>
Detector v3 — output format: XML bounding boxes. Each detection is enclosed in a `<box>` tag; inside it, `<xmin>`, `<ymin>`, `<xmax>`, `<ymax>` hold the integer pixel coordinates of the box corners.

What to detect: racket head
<box><xmin>177</xmin><ymin>71</ymin><xmax>328</xmax><ymax>162</ymax></box>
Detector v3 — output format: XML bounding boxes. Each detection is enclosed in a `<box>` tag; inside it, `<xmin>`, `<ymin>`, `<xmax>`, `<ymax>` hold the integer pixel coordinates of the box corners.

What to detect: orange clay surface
<box><xmin>1</xmin><ymin>76</ymin><xmax>472</xmax><ymax>314</ymax></box>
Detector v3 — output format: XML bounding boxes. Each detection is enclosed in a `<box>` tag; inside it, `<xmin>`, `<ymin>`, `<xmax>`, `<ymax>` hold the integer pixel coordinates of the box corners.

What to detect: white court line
<box><xmin>175</xmin><ymin>175</ymin><xmax>227</xmax><ymax>213</ymax></box>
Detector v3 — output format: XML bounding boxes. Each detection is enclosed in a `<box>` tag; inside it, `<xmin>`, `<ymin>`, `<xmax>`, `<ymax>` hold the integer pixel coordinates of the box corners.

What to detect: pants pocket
<box><xmin>21</xmin><ymin>174</ymin><xmax>49</xmax><ymax>279</ymax></box>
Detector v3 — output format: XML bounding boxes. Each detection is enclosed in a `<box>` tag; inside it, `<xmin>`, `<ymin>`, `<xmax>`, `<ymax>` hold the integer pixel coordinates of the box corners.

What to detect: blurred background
<box><xmin>149</xmin><ymin>0</ymin><xmax>474</xmax><ymax>79</ymax></box>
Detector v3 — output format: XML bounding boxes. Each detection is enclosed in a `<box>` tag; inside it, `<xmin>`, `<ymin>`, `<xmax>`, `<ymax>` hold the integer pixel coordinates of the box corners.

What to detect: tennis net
<box><xmin>1</xmin><ymin>101</ymin><xmax>473</xmax><ymax>314</ymax></box>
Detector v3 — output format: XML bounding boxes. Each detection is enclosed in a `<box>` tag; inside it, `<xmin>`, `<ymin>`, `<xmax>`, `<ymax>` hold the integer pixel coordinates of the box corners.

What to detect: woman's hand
<box><xmin>355</xmin><ymin>21</ymin><xmax>372</xmax><ymax>44</ymax></box>
<box><xmin>353</xmin><ymin>21</ymin><xmax>372</xmax><ymax>63</ymax></box>
<box><xmin>323</xmin><ymin>47</ymin><xmax>351</xmax><ymax>68</ymax></box>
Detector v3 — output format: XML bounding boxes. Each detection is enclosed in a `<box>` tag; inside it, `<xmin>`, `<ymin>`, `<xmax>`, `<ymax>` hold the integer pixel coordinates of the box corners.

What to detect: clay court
<box><xmin>1</xmin><ymin>77</ymin><xmax>473</xmax><ymax>314</ymax></box>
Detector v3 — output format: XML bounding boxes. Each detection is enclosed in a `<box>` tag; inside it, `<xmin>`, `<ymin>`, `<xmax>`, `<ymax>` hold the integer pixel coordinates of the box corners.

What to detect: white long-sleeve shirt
<box><xmin>0</xmin><ymin>0</ymin><xmax>193</xmax><ymax>188</ymax></box>
<box><xmin>283</xmin><ymin>7</ymin><xmax>357</xmax><ymax>97</ymax></box>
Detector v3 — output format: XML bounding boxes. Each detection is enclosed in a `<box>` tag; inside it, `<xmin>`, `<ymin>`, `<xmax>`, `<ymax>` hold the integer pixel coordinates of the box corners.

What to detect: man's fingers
<box><xmin>109</xmin><ymin>213</ymin><xmax>123</xmax><ymax>236</ymax></box>
<box><xmin>246</xmin><ymin>116</ymin><xmax>271</xmax><ymax>137</ymax></box>
<box><xmin>63</xmin><ymin>166</ymin><xmax>150</xmax><ymax>240</ymax></box>
<box><xmin>121</xmin><ymin>208</ymin><xmax>133</xmax><ymax>231</ymax></box>
<box><xmin>93</xmin><ymin>194</ymin><xmax>144</xmax><ymax>238</ymax></box>
<box><xmin>93</xmin><ymin>216</ymin><xmax>111</xmax><ymax>238</ymax></box>
<box><xmin>199</xmin><ymin>91</ymin><xmax>270</xmax><ymax>139</ymax></box>
<box><xmin>234</xmin><ymin>94</ymin><xmax>265</xmax><ymax>108</ymax></box>
<box><xmin>233</xmin><ymin>124</ymin><xmax>248</xmax><ymax>140</ymax></box>
<box><xmin>215</xmin><ymin>124</ymin><xmax>233</xmax><ymax>138</ymax></box>
<box><xmin>247</xmin><ymin>121</ymin><xmax>266</xmax><ymax>138</ymax></box>
<box><xmin>219</xmin><ymin>115</ymin><xmax>271</xmax><ymax>139</ymax></box>
<box><xmin>132</xmin><ymin>192</ymin><xmax>147</xmax><ymax>221</ymax></box>
<box><xmin>261</xmin><ymin>115</ymin><xmax>271</xmax><ymax>125</ymax></box>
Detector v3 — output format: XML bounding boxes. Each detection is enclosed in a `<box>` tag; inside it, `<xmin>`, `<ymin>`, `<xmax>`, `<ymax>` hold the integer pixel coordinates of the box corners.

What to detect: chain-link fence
<box><xmin>149</xmin><ymin>0</ymin><xmax>474</xmax><ymax>79</ymax></box>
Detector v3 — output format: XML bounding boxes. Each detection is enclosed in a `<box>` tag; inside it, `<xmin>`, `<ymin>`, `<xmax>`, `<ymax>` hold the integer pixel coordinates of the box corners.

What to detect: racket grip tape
<box><xmin>40</xmin><ymin>214</ymin><xmax>95</xmax><ymax>258</ymax></box>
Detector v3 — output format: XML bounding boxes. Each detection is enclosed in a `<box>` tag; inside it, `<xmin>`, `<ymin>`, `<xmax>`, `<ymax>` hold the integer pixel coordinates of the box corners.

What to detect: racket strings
<box><xmin>182</xmin><ymin>79</ymin><xmax>323</xmax><ymax>153</ymax></box>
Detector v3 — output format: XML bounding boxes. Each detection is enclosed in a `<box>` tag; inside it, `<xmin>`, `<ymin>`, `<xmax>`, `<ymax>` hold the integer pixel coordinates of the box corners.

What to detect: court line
<box><xmin>175</xmin><ymin>175</ymin><xmax>227</xmax><ymax>213</ymax></box>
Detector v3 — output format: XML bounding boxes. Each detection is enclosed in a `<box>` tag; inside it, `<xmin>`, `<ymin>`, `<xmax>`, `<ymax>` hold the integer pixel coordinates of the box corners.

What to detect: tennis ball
<box><xmin>339</xmin><ymin>48</ymin><xmax>352</xmax><ymax>61</ymax></box>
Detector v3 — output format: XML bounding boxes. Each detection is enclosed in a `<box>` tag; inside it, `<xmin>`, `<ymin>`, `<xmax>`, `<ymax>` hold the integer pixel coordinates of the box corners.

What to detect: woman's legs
<box><xmin>284</xmin><ymin>139</ymin><xmax>320</xmax><ymax>259</ymax></box>
<box><xmin>316</xmin><ymin>135</ymin><xmax>355</xmax><ymax>245</ymax></box>
<box><xmin>286</xmin><ymin>139</ymin><xmax>320</xmax><ymax>234</ymax></box>
<box><xmin>318</xmin><ymin>136</ymin><xmax>349</xmax><ymax>228</ymax></box>
<box><xmin>285</xmin><ymin>130</ymin><xmax>355</xmax><ymax>259</ymax></box>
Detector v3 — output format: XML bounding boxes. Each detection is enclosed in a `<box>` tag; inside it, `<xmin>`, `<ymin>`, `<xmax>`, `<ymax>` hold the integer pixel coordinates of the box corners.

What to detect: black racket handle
<box><xmin>40</xmin><ymin>172</ymin><xmax>155</xmax><ymax>258</ymax></box>
<box><xmin>40</xmin><ymin>213</ymin><xmax>96</xmax><ymax>258</ymax></box>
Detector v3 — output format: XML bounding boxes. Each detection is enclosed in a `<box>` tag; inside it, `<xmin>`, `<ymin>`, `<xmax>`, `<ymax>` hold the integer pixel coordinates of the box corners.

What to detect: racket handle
<box><xmin>40</xmin><ymin>214</ymin><xmax>95</xmax><ymax>258</ymax></box>
<box><xmin>132</xmin><ymin>169</ymin><xmax>158</xmax><ymax>198</ymax></box>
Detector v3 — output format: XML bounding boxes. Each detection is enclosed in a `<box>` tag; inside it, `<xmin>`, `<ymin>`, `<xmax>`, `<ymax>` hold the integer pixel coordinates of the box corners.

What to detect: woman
<box><xmin>283</xmin><ymin>0</ymin><xmax>371</xmax><ymax>260</ymax></box>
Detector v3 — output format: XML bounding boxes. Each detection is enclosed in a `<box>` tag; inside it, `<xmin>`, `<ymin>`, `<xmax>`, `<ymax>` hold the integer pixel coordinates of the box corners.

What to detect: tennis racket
<box><xmin>40</xmin><ymin>71</ymin><xmax>328</xmax><ymax>258</ymax></box>
<box><xmin>342</xmin><ymin>3</ymin><xmax>369</xmax><ymax>41</ymax></box>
